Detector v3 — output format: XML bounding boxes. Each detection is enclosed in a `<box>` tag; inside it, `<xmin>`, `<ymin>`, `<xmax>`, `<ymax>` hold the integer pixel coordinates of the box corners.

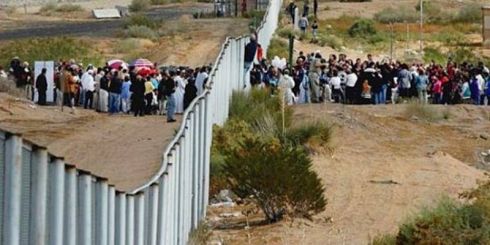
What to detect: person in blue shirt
<box><xmin>120</xmin><ymin>76</ymin><xmax>132</xmax><ymax>113</ymax></box>
<box><xmin>415</xmin><ymin>69</ymin><xmax>429</xmax><ymax>104</ymax></box>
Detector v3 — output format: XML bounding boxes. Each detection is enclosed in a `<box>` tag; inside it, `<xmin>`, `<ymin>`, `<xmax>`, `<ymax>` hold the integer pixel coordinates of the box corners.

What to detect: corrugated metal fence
<box><xmin>0</xmin><ymin>0</ymin><xmax>281</xmax><ymax>244</ymax></box>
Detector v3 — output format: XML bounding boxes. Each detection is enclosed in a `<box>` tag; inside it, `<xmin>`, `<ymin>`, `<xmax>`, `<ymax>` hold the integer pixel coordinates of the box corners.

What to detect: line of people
<box><xmin>249</xmin><ymin>52</ymin><xmax>490</xmax><ymax>106</ymax></box>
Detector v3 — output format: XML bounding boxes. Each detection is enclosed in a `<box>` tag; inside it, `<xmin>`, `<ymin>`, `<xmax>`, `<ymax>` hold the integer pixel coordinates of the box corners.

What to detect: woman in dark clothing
<box><xmin>130</xmin><ymin>75</ymin><xmax>146</xmax><ymax>117</ymax></box>
<box><xmin>183</xmin><ymin>79</ymin><xmax>197</xmax><ymax>110</ymax></box>
<box><xmin>36</xmin><ymin>68</ymin><xmax>48</xmax><ymax>105</ymax></box>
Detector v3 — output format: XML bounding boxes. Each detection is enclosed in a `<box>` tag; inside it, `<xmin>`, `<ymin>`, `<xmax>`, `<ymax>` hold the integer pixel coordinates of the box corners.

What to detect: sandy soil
<box><xmin>0</xmin><ymin>93</ymin><xmax>180</xmax><ymax>191</ymax></box>
<box><xmin>210</xmin><ymin>103</ymin><xmax>490</xmax><ymax>244</ymax></box>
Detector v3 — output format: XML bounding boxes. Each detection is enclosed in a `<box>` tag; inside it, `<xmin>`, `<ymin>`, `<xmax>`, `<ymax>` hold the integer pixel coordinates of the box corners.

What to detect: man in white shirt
<box><xmin>195</xmin><ymin>67</ymin><xmax>208</xmax><ymax>96</ymax></box>
<box><xmin>345</xmin><ymin>69</ymin><xmax>358</xmax><ymax>104</ymax></box>
<box><xmin>81</xmin><ymin>70</ymin><xmax>95</xmax><ymax>109</ymax></box>
<box><xmin>476</xmin><ymin>72</ymin><xmax>485</xmax><ymax>105</ymax></box>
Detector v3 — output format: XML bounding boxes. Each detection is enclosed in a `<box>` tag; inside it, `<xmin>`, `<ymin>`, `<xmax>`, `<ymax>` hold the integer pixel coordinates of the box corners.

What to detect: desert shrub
<box><xmin>285</xmin><ymin>122</ymin><xmax>333</xmax><ymax>153</ymax></box>
<box><xmin>423</xmin><ymin>47</ymin><xmax>446</xmax><ymax>64</ymax></box>
<box><xmin>277</xmin><ymin>26</ymin><xmax>301</xmax><ymax>38</ymax></box>
<box><xmin>267</xmin><ymin>38</ymin><xmax>289</xmax><ymax>60</ymax></box>
<box><xmin>317</xmin><ymin>34</ymin><xmax>343</xmax><ymax>50</ymax></box>
<box><xmin>374</xmin><ymin>7</ymin><xmax>418</xmax><ymax>24</ymax></box>
<box><xmin>453</xmin><ymin>3</ymin><xmax>482</xmax><ymax>24</ymax></box>
<box><xmin>55</xmin><ymin>4</ymin><xmax>83</xmax><ymax>12</ymax></box>
<box><xmin>448</xmin><ymin>47</ymin><xmax>486</xmax><ymax>65</ymax></box>
<box><xmin>224</xmin><ymin>138</ymin><xmax>326</xmax><ymax>222</ymax></box>
<box><xmin>125</xmin><ymin>25</ymin><xmax>158</xmax><ymax>39</ymax></box>
<box><xmin>348</xmin><ymin>19</ymin><xmax>377</xmax><ymax>37</ymax></box>
<box><xmin>0</xmin><ymin>37</ymin><xmax>102</xmax><ymax>68</ymax></box>
<box><xmin>229</xmin><ymin>89</ymin><xmax>293</xmax><ymax>128</ymax></box>
<box><xmin>414</xmin><ymin>1</ymin><xmax>453</xmax><ymax>24</ymax></box>
<box><xmin>5</xmin><ymin>6</ymin><xmax>16</xmax><ymax>15</ymax></box>
<box><xmin>150</xmin><ymin>0</ymin><xmax>169</xmax><ymax>4</ymax></box>
<box><xmin>433</xmin><ymin>31</ymin><xmax>465</xmax><ymax>46</ymax></box>
<box><xmin>39</xmin><ymin>3</ymin><xmax>83</xmax><ymax>14</ymax></box>
<box><xmin>0</xmin><ymin>77</ymin><xmax>24</xmax><ymax>98</ymax></box>
<box><xmin>371</xmin><ymin>234</ymin><xmax>396</xmax><ymax>245</ymax></box>
<box><xmin>397</xmin><ymin>198</ymin><xmax>490</xmax><ymax>244</ymax></box>
<box><xmin>39</xmin><ymin>3</ymin><xmax>57</xmax><ymax>13</ymax></box>
<box><xmin>404</xmin><ymin>100</ymin><xmax>443</xmax><ymax>122</ymax></box>
<box><xmin>129</xmin><ymin>0</ymin><xmax>149</xmax><ymax>12</ymax></box>
<box><xmin>124</xmin><ymin>14</ymin><xmax>158</xmax><ymax>29</ymax></box>
<box><xmin>188</xmin><ymin>221</ymin><xmax>211</xmax><ymax>245</ymax></box>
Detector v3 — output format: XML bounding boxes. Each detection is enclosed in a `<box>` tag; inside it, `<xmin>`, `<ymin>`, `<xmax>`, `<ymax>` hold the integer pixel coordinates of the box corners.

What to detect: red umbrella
<box><xmin>136</xmin><ymin>67</ymin><xmax>155</xmax><ymax>77</ymax></box>
<box><xmin>130</xmin><ymin>58</ymin><xmax>154</xmax><ymax>68</ymax></box>
<box><xmin>107</xmin><ymin>59</ymin><xmax>127</xmax><ymax>70</ymax></box>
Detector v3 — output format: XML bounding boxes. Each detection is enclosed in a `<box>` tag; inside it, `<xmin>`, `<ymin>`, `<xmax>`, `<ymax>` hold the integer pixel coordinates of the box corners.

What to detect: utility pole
<box><xmin>406</xmin><ymin>22</ymin><xmax>409</xmax><ymax>52</ymax></box>
<box><xmin>420</xmin><ymin>0</ymin><xmax>424</xmax><ymax>53</ymax></box>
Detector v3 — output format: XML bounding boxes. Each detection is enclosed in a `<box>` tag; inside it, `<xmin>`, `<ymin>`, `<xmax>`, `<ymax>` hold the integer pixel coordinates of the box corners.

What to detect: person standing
<box><xmin>108</xmin><ymin>71</ymin><xmax>122</xmax><ymax>114</ymax></box>
<box><xmin>35</xmin><ymin>68</ymin><xmax>48</xmax><ymax>105</ymax></box>
<box><xmin>130</xmin><ymin>75</ymin><xmax>146</xmax><ymax>117</ymax></box>
<box><xmin>279</xmin><ymin>69</ymin><xmax>296</xmax><ymax>105</ymax></box>
<box><xmin>415</xmin><ymin>69</ymin><xmax>429</xmax><ymax>104</ymax></box>
<box><xmin>244</xmin><ymin>34</ymin><xmax>258</xmax><ymax>88</ymax></box>
<box><xmin>120</xmin><ymin>76</ymin><xmax>132</xmax><ymax>113</ymax></box>
<box><xmin>173</xmin><ymin>71</ymin><xmax>187</xmax><ymax>114</ymax></box>
<box><xmin>345</xmin><ymin>68</ymin><xmax>358</xmax><ymax>104</ymax></box>
<box><xmin>299</xmin><ymin>15</ymin><xmax>309</xmax><ymax>35</ymax></box>
<box><xmin>195</xmin><ymin>67</ymin><xmax>208</xmax><ymax>95</ymax></box>
<box><xmin>165</xmin><ymin>72</ymin><xmax>177</xmax><ymax>122</ymax></box>
<box><xmin>99</xmin><ymin>72</ymin><xmax>110</xmax><ymax>112</ymax></box>
<box><xmin>81</xmin><ymin>70</ymin><xmax>95</xmax><ymax>109</ymax></box>
<box><xmin>184</xmin><ymin>78</ymin><xmax>198</xmax><ymax>110</ymax></box>
<box><xmin>311</xmin><ymin>20</ymin><xmax>318</xmax><ymax>40</ymax></box>
<box><xmin>144</xmin><ymin>77</ymin><xmax>155</xmax><ymax>115</ymax></box>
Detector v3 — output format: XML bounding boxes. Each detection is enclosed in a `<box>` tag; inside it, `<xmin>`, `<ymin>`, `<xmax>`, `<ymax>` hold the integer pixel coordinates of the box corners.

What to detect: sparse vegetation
<box><xmin>348</xmin><ymin>19</ymin><xmax>377</xmax><ymax>37</ymax></box>
<box><xmin>124</xmin><ymin>14</ymin><xmax>159</xmax><ymax>29</ymax></box>
<box><xmin>125</xmin><ymin>25</ymin><xmax>158</xmax><ymax>39</ymax></box>
<box><xmin>188</xmin><ymin>221</ymin><xmax>212</xmax><ymax>245</ymax></box>
<box><xmin>211</xmin><ymin>89</ymin><xmax>329</xmax><ymax>223</ymax></box>
<box><xmin>39</xmin><ymin>3</ymin><xmax>83</xmax><ymax>15</ymax></box>
<box><xmin>317</xmin><ymin>34</ymin><xmax>343</xmax><ymax>50</ymax></box>
<box><xmin>267</xmin><ymin>37</ymin><xmax>289</xmax><ymax>59</ymax></box>
<box><xmin>453</xmin><ymin>3</ymin><xmax>482</xmax><ymax>24</ymax></box>
<box><xmin>404</xmin><ymin>100</ymin><xmax>445</xmax><ymax>122</ymax></box>
<box><xmin>129</xmin><ymin>0</ymin><xmax>149</xmax><ymax>12</ymax></box>
<box><xmin>0</xmin><ymin>37</ymin><xmax>102</xmax><ymax>69</ymax></box>
<box><xmin>374</xmin><ymin>7</ymin><xmax>418</xmax><ymax>24</ymax></box>
<box><xmin>4</xmin><ymin>6</ymin><xmax>16</xmax><ymax>15</ymax></box>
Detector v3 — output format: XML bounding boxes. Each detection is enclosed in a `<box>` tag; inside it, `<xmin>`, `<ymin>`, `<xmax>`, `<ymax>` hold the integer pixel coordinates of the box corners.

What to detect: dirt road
<box><xmin>0</xmin><ymin>93</ymin><xmax>180</xmax><ymax>191</ymax></box>
<box><xmin>210</xmin><ymin>104</ymin><xmax>490</xmax><ymax>244</ymax></box>
<box><xmin>0</xmin><ymin>3</ymin><xmax>213</xmax><ymax>40</ymax></box>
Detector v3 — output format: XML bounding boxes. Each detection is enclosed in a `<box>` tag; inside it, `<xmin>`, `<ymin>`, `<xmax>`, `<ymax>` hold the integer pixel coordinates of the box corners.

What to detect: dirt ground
<box><xmin>209</xmin><ymin>103</ymin><xmax>490</xmax><ymax>244</ymax></box>
<box><xmin>0</xmin><ymin>93</ymin><xmax>180</xmax><ymax>191</ymax></box>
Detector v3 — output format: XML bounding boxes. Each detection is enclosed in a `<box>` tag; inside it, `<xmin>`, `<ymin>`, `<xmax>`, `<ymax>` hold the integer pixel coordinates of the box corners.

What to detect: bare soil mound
<box><xmin>210</xmin><ymin>104</ymin><xmax>490</xmax><ymax>244</ymax></box>
<box><xmin>0</xmin><ymin>93</ymin><xmax>179</xmax><ymax>191</ymax></box>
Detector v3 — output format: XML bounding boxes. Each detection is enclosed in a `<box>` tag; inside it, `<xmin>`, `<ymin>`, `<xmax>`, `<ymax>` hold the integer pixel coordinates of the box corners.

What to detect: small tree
<box><xmin>224</xmin><ymin>138</ymin><xmax>326</xmax><ymax>222</ymax></box>
<box><xmin>348</xmin><ymin>19</ymin><xmax>377</xmax><ymax>37</ymax></box>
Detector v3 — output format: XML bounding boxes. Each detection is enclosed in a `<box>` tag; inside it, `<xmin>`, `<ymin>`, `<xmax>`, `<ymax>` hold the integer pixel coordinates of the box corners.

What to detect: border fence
<box><xmin>0</xmin><ymin>0</ymin><xmax>281</xmax><ymax>244</ymax></box>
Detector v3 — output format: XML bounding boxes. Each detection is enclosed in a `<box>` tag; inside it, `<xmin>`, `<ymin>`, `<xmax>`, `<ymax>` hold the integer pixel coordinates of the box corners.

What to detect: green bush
<box><xmin>124</xmin><ymin>14</ymin><xmax>159</xmax><ymax>29</ymax></box>
<box><xmin>453</xmin><ymin>3</ymin><xmax>482</xmax><ymax>23</ymax></box>
<box><xmin>150</xmin><ymin>0</ymin><xmax>169</xmax><ymax>4</ymax></box>
<box><xmin>285</xmin><ymin>122</ymin><xmax>333</xmax><ymax>153</ymax></box>
<box><xmin>348</xmin><ymin>19</ymin><xmax>377</xmax><ymax>37</ymax></box>
<box><xmin>267</xmin><ymin>38</ymin><xmax>289</xmax><ymax>59</ymax></box>
<box><xmin>0</xmin><ymin>37</ymin><xmax>102</xmax><ymax>69</ymax></box>
<box><xmin>224</xmin><ymin>138</ymin><xmax>326</xmax><ymax>222</ymax></box>
<box><xmin>129</xmin><ymin>0</ymin><xmax>149</xmax><ymax>12</ymax></box>
<box><xmin>277</xmin><ymin>26</ymin><xmax>301</xmax><ymax>39</ymax></box>
<box><xmin>188</xmin><ymin>221</ymin><xmax>211</xmax><ymax>245</ymax></box>
<box><xmin>39</xmin><ymin>3</ymin><xmax>57</xmax><ymax>13</ymax></box>
<box><xmin>317</xmin><ymin>34</ymin><xmax>343</xmax><ymax>50</ymax></box>
<box><xmin>125</xmin><ymin>25</ymin><xmax>158</xmax><ymax>39</ymax></box>
<box><xmin>433</xmin><ymin>31</ymin><xmax>465</xmax><ymax>46</ymax></box>
<box><xmin>423</xmin><ymin>47</ymin><xmax>446</xmax><ymax>64</ymax></box>
<box><xmin>414</xmin><ymin>1</ymin><xmax>453</xmax><ymax>24</ymax></box>
<box><xmin>374</xmin><ymin>7</ymin><xmax>418</xmax><ymax>24</ymax></box>
<box><xmin>5</xmin><ymin>6</ymin><xmax>16</xmax><ymax>15</ymax></box>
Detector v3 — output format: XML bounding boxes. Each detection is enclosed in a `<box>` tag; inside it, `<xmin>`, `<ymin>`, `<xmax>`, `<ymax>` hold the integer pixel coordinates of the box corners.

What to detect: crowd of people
<box><xmin>248</xmin><ymin>51</ymin><xmax>490</xmax><ymax>106</ymax></box>
<box><xmin>3</xmin><ymin>58</ymin><xmax>212</xmax><ymax>122</ymax></box>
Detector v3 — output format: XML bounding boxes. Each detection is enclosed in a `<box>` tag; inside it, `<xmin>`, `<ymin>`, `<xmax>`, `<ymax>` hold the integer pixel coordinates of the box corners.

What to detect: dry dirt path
<box><xmin>0</xmin><ymin>93</ymin><xmax>180</xmax><ymax>191</ymax></box>
<box><xmin>210</xmin><ymin>104</ymin><xmax>490</xmax><ymax>244</ymax></box>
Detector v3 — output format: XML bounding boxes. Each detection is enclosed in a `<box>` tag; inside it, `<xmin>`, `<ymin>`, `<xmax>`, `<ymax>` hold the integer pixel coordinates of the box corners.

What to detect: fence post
<box><xmin>192</xmin><ymin>107</ymin><xmax>200</xmax><ymax>229</ymax></box>
<box><xmin>95</xmin><ymin>178</ymin><xmax>108</xmax><ymax>245</ymax></box>
<box><xmin>30</xmin><ymin>146</ymin><xmax>48</xmax><ymax>245</ymax></box>
<box><xmin>108</xmin><ymin>185</ymin><xmax>116</xmax><ymax>245</ymax></box>
<box><xmin>126</xmin><ymin>195</ymin><xmax>135</xmax><ymax>245</ymax></box>
<box><xmin>77</xmin><ymin>171</ymin><xmax>92</xmax><ymax>245</ymax></box>
<box><xmin>134</xmin><ymin>191</ymin><xmax>145</xmax><ymax>245</ymax></box>
<box><xmin>199</xmin><ymin>99</ymin><xmax>206</xmax><ymax>219</ymax></box>
<box><xmin>49</xmin><ymin>158</ymin><xmax>65</xmax><ymax>245</ymax></box>
<box><xmin>115</xmin><ymin>192</ymin><xmax>126</xmax><ymax>245</ymax></box>
<box><xmin>3</xmin><ymin>134</ymin><xmax>22</xmax><ymax>245</ymax></box>
<box><xmin>64</xmin><ymin>165</ymin><xmax>77</xmax><ymax>245</ymax></box>
<box><xmin>145</xmin><ymin>183</ymin><xmax>159</xmax><ymax>245</ymax></box>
